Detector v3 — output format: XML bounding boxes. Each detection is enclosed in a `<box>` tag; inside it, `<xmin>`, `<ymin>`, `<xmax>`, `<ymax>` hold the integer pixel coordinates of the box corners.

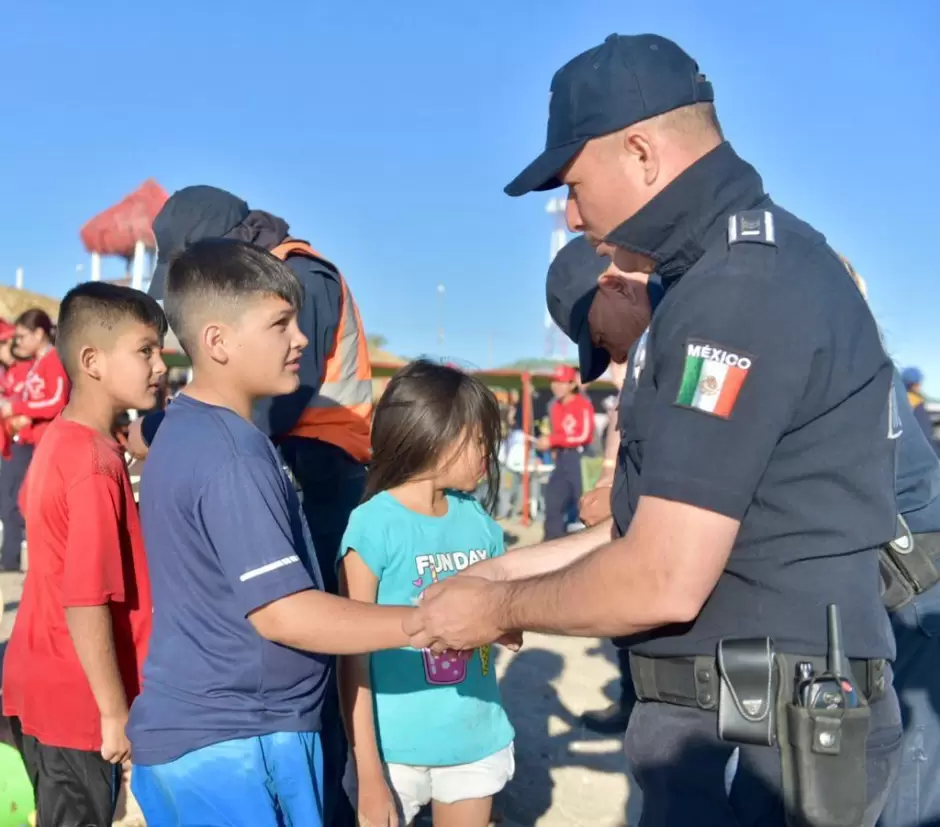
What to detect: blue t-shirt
<box><xmin>340</xmin><ymin>491</ymin><xmax>515</xmax><ymax>767</ymax></box>
<box><xmin>127</xmin><ymin>395</ymin><xmax>332</xmax><ymax>766</ymax></box>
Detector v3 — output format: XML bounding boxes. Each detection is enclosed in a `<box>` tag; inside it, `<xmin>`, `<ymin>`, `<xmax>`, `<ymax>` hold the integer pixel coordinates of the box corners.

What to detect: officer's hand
<box><xmin>404</xmin><ymin>577</ymin><xmax>509</xmax><ymax>654</ymax></box>
<box><xmin>126</xmin><ymin>418</ymin><xmax>150</xmax><ymax>460</ymax></box>
<box><xmin>580</xmin><ymin>486</ymin><xmax>612</xmax><ymax>527</ymax></box>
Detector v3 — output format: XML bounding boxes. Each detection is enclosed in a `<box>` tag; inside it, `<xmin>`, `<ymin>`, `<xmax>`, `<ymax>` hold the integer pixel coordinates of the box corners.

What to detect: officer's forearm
<box><xmin>495</xmin><ymin>539</ymin><xmax>673</xmax><ymax>637</ymax></box>
<box><xmin>499</xmin><ymin>519</ymin><xmax>612</xmax><ymax>580</ymax></box>
<box><xmin>494</xmin><ymin>497</ymin><xmax>737</xmax><ymax>637</ymax></box>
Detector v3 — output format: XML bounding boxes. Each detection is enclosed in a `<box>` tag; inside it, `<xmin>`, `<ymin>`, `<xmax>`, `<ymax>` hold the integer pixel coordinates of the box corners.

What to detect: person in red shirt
<box><xmin>0</xmin><ymin>319</ymin><xmax>23</xmax><ymax>462</ymax></box>
<box><xmin>0</xmin><ymin>309</ymin><xmax>69</xmax><ymax>571</ymax></box>
<box><xmin>2</xmin><ymin>283</ymin><xmax>166</xmax><ymax>826</ymax></box>
<box><xmin>536</xmin><ymin>364</ymin><xmax>596</xmax><ymax>540</ymax></box>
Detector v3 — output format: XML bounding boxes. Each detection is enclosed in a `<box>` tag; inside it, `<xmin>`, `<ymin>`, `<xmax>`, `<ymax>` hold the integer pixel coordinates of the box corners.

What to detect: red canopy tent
<box><xmin>80</xmin><ymin>178</ymin><xmax>168</xmax><ymax>257</ymax></box>
<box><xmin>79</xmin><ymin>179</ymin><xmax>168</xmax><ymax>286</ymax></box>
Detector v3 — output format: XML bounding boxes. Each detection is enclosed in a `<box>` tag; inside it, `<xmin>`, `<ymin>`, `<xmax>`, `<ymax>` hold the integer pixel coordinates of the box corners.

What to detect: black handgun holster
<box><xmin>880</xmin><ymin>514</ymin><xmax>940</xmax><ymax>611</ymax></box>
<box><xmin>775</xmin><ymin>654</ymin><xmax>871</xmax><ymax>827</ymax></box>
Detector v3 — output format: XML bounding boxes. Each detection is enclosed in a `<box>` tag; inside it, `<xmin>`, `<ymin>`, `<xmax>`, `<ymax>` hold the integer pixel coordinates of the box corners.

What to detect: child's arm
<box><xmin>249</xmin><ymin>592</ymin><xmax>411</xmax><ymax>654</ymax></box>
<box><xmin>64</xmin><ymin>471</ymin><xmax>134</xmax><ymax>764</ymax></box>
<box><xmin>202</xmin><ymin>455</ymin><xmax>413</xmax><ymax>655</ymax></box>
<box><xmin>65</xmin><ymin>606</ymin><xmax>130</xmax><ymax>764</ymax></box>
<box><xmin>338</xmin><ymin>552</ymin><xmax>399</xmax><ymax>827</ymax></box>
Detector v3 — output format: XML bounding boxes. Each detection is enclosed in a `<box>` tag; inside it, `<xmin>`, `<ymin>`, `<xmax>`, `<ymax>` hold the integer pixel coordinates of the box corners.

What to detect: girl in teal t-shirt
<box><xmin>339</xmin><ymin>360</ymin><xmax>516</xmax><ymax>827</ymax></box>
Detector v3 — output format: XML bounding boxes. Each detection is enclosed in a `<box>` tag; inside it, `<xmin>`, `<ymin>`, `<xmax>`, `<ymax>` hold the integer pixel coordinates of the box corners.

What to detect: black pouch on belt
<box><xmin>880</xmin><ymin>514</ymin><xmax>940</xmax><ymax>611</ymax></box>
<box><xmin>716</xmin><ymin>637</ymin><xmax>777</xmax><ymax>746</ymax></box>
<box><xmin>776</xmin><ymin>654</ymin><xmax>871</xmax><ymax>827</ymax></box>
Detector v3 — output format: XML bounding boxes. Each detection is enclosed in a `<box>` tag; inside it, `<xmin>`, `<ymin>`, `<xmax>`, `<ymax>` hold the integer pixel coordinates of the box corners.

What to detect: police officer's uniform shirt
<box><xmin>610</xmin><ymin>335</ymin><xmax>644</xmax><ymax>540</ymax></box>
<box><xmin>609</xmin><ymin>143</ymin><xmax>896</xmax><ymax>661</ymax></box>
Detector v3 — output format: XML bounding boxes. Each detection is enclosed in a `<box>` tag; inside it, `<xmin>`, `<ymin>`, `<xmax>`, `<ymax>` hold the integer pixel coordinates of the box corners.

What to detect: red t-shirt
<box><xmin>10</xmin><ymin>348</ymin><xmax>70</xmax><ymax>445</ymax></box>
<box><xmin>2</xmin><ymin>417</ymin><xmax>152</xmax><ymax>751</ymax></box>
<box><xmin>549</xmin><ymin>393</ymin><xmax>596</xmax><ymax>449</ymax></box>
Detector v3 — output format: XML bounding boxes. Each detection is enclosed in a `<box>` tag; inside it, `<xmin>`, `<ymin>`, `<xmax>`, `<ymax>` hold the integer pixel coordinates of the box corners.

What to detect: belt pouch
<box><xmin>880</xmin><ymin>516</ymin><xmax>940</xmax><ymax>611</ymax></box>
<box><xmin>777</xmin><ymin>662</ymin><xmax>871</xmax><ymax>827</ymax></box>
<box><xmin>716</xmin><ymin>637</ymin><xmax>776</xmax><ymax>746</ymax></box>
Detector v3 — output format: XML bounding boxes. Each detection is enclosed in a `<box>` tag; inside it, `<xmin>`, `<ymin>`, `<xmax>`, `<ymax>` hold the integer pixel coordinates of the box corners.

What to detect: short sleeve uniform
<box><xmin>339</xmin><ymin>492</ymin><xmax>514</xmax><ymax>767</ymax></box>
<box><xmin>608</xmin><ymin>144</ymin><xmax>896</xmax><ymax>661</ymax></box>
<box><xmin>127</xmin><ymin>395</ymin><xmax>331</xmax><ymax>766</ymax></box>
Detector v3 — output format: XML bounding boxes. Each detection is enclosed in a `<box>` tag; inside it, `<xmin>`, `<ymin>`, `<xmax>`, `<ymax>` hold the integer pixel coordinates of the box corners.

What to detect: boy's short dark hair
<box><xmin>164</xmin><ymin>239</ymin><xmax>304</xmax><ymax>357</ymax></box>
<box><xmin>57</xmin><ymin>282</ymin><xmax>168</xmax><ymax>380</ymax></box>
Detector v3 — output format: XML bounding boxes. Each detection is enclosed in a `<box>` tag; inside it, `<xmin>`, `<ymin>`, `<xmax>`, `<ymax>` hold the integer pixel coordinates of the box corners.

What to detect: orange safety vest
<box><xmin>270</xmin><ymin>239</ymin><xmax>373</xmax><ymax>463</ymax></box>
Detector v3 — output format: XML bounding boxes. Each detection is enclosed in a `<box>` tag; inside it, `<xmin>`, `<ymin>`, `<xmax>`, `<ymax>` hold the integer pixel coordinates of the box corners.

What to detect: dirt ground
<box><xmin>0</xmin><ymin>517</ymin><xmax>636</xmax><ymax>826</ymax></box>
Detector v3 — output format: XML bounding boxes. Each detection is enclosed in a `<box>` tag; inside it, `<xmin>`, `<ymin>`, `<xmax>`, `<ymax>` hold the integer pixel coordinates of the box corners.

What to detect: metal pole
<box><xmin>437</xmin><ymin>284</ymin><xmax>445</xmax><ymax>353</ymax></box>
<box><xmin>14</xmin><ymin>268</ymin><xmax>23</xmax><ymax>290</ymax></box>
<box><xmin>546</xmin><ymin>198</ymin><xmax>568</xmax><ymax>360</ymax></box>
<box><xmin>91</xmin><ymin>252</ymin><xmax>101</xmax><ymax>282</ymax></box>
<box><xmin>132</xmin><ymin>240</ymin><xmax>146</xmax><ymax>290</ymax></box>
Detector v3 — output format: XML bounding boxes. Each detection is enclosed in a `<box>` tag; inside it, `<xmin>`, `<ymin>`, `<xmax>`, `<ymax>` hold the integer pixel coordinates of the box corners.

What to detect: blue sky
<box><xmin>1</xmin><ymin>1</ymin><xmax>938</xmax><ymax>385</ymax></box>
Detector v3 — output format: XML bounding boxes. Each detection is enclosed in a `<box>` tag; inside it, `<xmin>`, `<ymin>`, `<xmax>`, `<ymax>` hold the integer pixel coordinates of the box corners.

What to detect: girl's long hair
<box><xmin>365</xmin><ymin>360</ymin><xmax>503</xmax><ymax>512</ymax></box>
<box><xmin>15</xmin><ymin>308</ymin><xmax>55</xmax><ymax>342</ymax></box>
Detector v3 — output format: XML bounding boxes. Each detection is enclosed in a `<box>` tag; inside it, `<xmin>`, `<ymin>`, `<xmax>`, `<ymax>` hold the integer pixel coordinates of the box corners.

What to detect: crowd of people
<box><xmin>2</xmin><ymin>28</ymin><xmax>940</xmax><ymax>827</ymax></box>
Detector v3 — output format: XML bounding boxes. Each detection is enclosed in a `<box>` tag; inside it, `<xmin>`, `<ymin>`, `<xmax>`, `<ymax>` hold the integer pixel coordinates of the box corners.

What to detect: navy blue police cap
<box><xmin>149</xmin><ymin>186</ymin><xmax>250</xmax><ymax>300</ymax></box>
<box><xmin>505</xmin><ymin>34</ymin><xmax>714</xmax><ymax>197</ymax></box>
<box><xmin>546</xmin><ymin>235</ymin><xmax>611</xmax><ymax>383</ymax></box>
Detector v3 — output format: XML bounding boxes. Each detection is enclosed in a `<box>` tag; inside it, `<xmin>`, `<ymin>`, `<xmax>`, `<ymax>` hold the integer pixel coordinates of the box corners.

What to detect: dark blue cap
<box><xmin>505</xmin><ymin>34</ymin><xmax>714</xmax><ymax>197</ymax></box>
<box><xmin>149</xmin><ymin>186</ymin><xmax>250</xmax><ymax>300</ymax></box>
<box><xmin>546</xmin><ymin>235</ymin><xmax>611</xmax><ymax>382</ymax></box>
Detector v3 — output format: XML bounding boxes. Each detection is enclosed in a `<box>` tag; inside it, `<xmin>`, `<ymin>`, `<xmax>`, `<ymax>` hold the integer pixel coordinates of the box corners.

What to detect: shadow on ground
<box><xmin>495</xmin><ymin>645</ymin><xmax>633</xmax><ymax>826</ymax></box>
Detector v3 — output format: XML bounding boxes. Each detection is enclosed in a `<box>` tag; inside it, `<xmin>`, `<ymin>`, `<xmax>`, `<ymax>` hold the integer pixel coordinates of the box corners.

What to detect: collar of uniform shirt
<box><xmin>604</xmin><ymin>142</ymin><xmax>765</xmax><ymax>284</ymax></box>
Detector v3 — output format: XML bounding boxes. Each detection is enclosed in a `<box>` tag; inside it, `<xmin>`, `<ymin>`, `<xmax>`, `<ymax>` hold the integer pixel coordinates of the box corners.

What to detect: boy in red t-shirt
<box><xmin>2</xmin><ymin>282</ymin><xmax>167</xmax><ymax>826</ymax></box>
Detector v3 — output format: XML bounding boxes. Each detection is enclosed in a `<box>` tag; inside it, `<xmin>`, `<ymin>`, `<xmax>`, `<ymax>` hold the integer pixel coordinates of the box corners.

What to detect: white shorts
<box><xmin>344</xmin><ymin>743</ymin><xmax>515</xmax><ymax>824</ymax></box>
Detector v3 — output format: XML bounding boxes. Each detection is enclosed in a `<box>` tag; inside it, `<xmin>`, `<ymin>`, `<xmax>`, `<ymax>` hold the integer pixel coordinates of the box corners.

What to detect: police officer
<box><xmin>405</xmin><ymin>34</ymin><xmax>903</xmax><ymax>825</ymax></box>
<box><xmin>546</xmin><ymin>235</ymin><xmax>652</xmax><ymax>735</ymax></box>
<box><xmin>839</xmin><ymin>264</ymin><xmax>940</xmax><ymax>827</ymax></box>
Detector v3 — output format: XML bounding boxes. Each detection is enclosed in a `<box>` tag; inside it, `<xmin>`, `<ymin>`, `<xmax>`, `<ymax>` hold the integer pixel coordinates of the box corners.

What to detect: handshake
<box><xmin>403</xmin><ymin>558</ymin><xmax>523</xmax><ymax>655</ymax></box>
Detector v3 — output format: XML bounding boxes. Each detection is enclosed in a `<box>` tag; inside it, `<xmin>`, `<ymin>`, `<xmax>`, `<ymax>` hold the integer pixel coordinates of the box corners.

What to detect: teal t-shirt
<box><xmin>339</xmin><ymin>491</ymin><xmax>515</xmax><ymax>767</ymax></box>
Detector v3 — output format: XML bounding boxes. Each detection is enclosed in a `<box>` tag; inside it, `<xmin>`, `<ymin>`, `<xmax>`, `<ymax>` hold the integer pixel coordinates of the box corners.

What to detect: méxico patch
<box><xmin>674</xmin><ymin>339</ymin><xmax>753</xmax><ymax>419</ymax></box>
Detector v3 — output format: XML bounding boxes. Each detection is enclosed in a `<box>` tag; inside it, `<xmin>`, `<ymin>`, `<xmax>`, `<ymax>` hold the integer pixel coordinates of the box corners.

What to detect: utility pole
<box><xmin>436</xmin><ymin>283</ymin><xmax>445</xmax><ymax>353</ymax></box>
<box><xmin>545</xmin><ymin>198</ymin><xmax>568</xmax><ymax>360</ymax></box>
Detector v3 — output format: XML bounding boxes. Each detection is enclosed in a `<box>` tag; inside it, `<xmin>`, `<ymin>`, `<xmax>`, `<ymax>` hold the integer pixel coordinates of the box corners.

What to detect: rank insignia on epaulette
<box><xmin>728</xmin><ymin>210</ymin><xmax>776</xmax><ymax>247</ymax></box>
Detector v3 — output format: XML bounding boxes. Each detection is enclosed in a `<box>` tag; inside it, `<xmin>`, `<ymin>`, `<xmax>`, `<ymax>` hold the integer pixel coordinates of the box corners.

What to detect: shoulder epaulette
<box><xmin>728</xmin><ymin>210</ymin><xmax>776</xmax><ymax>247</ymax></box>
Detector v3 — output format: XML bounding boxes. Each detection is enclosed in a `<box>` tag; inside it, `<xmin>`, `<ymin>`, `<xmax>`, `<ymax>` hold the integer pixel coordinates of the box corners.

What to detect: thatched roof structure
<box><xmin>0</xmin><ymin>286</ymin><xmax>60</xmax><ymax>323</ymax></box>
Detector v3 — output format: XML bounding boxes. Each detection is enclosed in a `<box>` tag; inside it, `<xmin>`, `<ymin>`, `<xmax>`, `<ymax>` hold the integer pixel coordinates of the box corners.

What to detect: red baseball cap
<box><xmin>551</xmin><ymin>364</ymin><xmax>578</xmax><ymax>383</ymax></box>
<box><xmin>0</xmin><ymin>320</ymin><xmax>15</xmax><ymax>341</ymax></box>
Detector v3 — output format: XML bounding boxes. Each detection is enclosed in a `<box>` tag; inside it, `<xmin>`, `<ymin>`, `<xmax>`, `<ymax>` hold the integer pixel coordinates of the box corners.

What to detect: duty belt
<box><xmin>629</xmin><ymin>652</ymin><xmax>887</xmax><ymax>710</ymax></box>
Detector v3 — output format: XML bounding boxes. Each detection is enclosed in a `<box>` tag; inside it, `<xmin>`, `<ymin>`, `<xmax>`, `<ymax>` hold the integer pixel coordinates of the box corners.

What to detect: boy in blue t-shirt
<box><xmin>128</xmin><ymin>239</ymin><xmax>414</xmax><ymax>827</ymax></box>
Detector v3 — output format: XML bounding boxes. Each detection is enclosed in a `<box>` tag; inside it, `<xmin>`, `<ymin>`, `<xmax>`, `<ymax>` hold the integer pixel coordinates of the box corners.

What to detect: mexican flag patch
<box><xmin>675</xmin><ymin>340</ymin><xmax>753</xmax><ymax>419</ymax></box>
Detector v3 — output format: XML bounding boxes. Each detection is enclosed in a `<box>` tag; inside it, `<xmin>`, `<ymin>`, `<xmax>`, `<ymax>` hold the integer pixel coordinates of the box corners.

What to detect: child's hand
<box><xmin>496</xmin><ymin>631</ymin><xmax>524</xmax><ymax>652</ymax></box>
<box><xmin>8</xmin><ymin>415</ymin><xmax>30</xmax><ymax>434</ymax></box>
<box><xmin>358</xmin><ymin>779</ymin><xmax>399</xmax><ymax>827</ymax></box>
<box><xmin>461</xmin><ymin>556</ymin><xmax>507</xmax><ymax>582</ymax></box>
<box><xmin>100</xmin><ymin>714</ymin><xmax>131</xmax><ymax>765</ymax></box>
